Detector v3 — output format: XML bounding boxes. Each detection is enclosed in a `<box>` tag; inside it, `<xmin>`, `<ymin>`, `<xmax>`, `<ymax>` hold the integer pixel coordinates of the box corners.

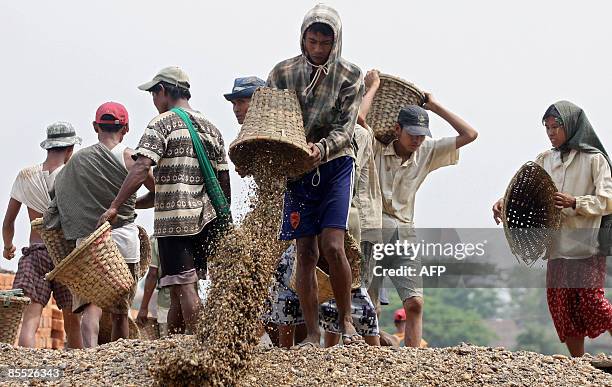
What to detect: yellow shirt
<box><xmin>373</xmin><ymin>137</ymin><xmax>459</xmax><ymax>241</ymax></box>
<box><xmin>535</xmin><ymin>149</ymin><xmax>612</xmax><ymax>259</ymax></box>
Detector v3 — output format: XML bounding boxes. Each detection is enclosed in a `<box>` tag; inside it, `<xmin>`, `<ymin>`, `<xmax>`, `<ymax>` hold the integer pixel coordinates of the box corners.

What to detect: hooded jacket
<box><xmin>267</xmin><ymin>4</ymin><xmax>364</xmax><ymax>164</ymax></box>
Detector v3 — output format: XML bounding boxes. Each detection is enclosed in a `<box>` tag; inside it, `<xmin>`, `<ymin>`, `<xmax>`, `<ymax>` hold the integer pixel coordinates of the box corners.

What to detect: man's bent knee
<box><xmin>403</xmin><ymin>296</ymin><xmax>424</xmax><ymax>315</ymax></box>
<box><xmin>320</xmin><ymin>240</ymin><xmax>346</xmax><ymax>265</ymax></box>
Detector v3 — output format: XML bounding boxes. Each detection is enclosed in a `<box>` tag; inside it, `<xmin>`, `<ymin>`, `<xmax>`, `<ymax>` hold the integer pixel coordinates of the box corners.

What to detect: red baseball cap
<box><xmin>393</xmin><ymin>308</ymin><xmax>406</xmax><ymax>321</ymax></box>
<box><xmin>95</xmin><ymin>102</ymin><xmax>129</xmax><ymax>125</ymax></box>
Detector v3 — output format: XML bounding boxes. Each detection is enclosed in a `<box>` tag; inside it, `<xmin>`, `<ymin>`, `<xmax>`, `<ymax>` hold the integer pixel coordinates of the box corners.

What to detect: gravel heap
<box><xmin>1</xmin><ymin>336</ymin><xmax>610</xmax><ymax>386</ymax></box>
<box><xmin>150</xmin><ymin>165</ymin><xmax>289</xmax><ymax>385</ymax></box>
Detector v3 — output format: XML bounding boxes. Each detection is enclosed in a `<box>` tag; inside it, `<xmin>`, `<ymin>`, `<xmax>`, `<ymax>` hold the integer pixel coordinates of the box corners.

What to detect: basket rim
<box><xmin>30</xmin><ymin>218</ymin><xmax>43</xmax><ymax>228</ymax></box>
<box><xmin>373</xmin><ymin>73</ymin><xmax>425</xmax><ymax>101</ymax></box>
<box><xmin>0</xmin><ymin>295</ymin><xmax>31</xmax><ymax>305</ymax></box>
<box><xmin>229</xmin><ymin>136</ymin><xmax>311</xmax><ymax>154</ymax></box>
<box><xmin>45</xmin><ymin>222</ymin><xmax>112</xmax><ymax>281</ymax></box>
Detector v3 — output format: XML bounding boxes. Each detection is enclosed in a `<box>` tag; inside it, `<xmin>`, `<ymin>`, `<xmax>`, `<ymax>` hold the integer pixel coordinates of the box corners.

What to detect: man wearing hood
<box><xmin>267</xmin><ymin>4</ymin><xmax>364</xmax><ymax>346</ymax></box>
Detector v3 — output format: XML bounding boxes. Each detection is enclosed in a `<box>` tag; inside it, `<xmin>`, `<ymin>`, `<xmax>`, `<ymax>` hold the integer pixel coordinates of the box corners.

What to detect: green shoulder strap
<box><xmin>170</xmin><ymin>107</ymin><xmax>232</xmax><ymax>225</ymax></box>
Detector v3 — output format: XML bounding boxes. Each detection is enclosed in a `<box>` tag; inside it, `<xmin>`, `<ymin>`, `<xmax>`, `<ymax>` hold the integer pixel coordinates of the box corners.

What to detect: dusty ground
<box><xmin>0</xmin><ymin>336</ymin><xmax>610</xmax><ymax>386</ymax></box>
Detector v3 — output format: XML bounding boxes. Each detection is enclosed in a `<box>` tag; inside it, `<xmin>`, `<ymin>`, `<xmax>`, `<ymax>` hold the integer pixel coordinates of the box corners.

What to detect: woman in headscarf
<box><xmin>493</xmin><ymin>101</ymin><xmax>612</xmax><ymax>356</ymax></box>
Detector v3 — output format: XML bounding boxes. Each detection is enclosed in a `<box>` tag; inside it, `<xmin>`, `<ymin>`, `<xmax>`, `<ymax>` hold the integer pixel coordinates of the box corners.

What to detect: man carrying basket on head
<box><xmin>266</xmin><ymin>4</ymin><xmax>364</xmax><ymax>346</ymax></box>
<box><xmin>360</xmin><ymin>70</ymin><xmax>478</xmax><ymax>348</ymax></box>
<box><xmin>493</xmin><ymin>101</ymin><xmax>612</xmax><ymax>357</ymax></box>
<box><xmin>100</xmin><ymin>67</ymin><xmax>231</xmax><ymax>334</ymax></box>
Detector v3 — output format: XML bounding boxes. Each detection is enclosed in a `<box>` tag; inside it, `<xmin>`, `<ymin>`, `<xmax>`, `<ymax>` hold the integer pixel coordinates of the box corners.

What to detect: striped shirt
<box><xmin>136</xmin><ymin>108</ymin><xmax>228</xmax><ymax>237</ymax></box>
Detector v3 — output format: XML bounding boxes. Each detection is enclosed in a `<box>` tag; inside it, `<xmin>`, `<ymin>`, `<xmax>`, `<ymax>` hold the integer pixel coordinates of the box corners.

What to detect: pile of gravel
<box><xmin>1</xmin><ymin>337</ymin><xmax>610</xmax><ymax>386</ymax></box>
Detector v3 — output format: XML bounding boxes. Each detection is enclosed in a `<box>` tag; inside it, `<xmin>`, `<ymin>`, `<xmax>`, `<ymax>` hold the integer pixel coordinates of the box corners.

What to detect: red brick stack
<box><xmin>0</xmin><ymin>270</ymin><xmax>64</xmax><ymax>349</ymax></box>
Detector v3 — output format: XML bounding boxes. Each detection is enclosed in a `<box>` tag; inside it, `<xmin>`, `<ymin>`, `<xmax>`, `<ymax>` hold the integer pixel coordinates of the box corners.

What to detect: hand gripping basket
<box><xmin>289</xmin><ymin>232</ymin><xmax>362</xmax><ymax>304</ymax></box>
<box><xmin>137</xmin><ymin>226</ymin><xmax>151</xmax><ymax>278</ymax></box>
<box><xmin>502</xmin><ymin>162</ymin><xmax>562</xmax><ymax>265</ymax></box>
<box><xmin>45</xmin><ymin>222</ymin><xmax>135</xmax><ymax>310</ymax></box>
<box><xmin>365</xmin><ymin>74</ymin><xmax>425</xmax><ymax>144</ymax></box>
<box><xmin>31</xmin><ymin>218</ymin><xmax>76</xmax><ymax>265</ymax></box>
<box><xmin>0</xmin><ymin>289</ymin><xmax>31</xmax><ymax>344</ymax></box>
<box><xmin>229</xmin><ymin>87</ymin><xmax>311</xmax><ymax>178</ymax></box>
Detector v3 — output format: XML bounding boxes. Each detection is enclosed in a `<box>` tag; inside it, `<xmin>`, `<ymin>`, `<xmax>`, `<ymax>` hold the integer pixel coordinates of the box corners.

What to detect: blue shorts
<box><xmin>280</xmin><ymin>156</ymin><xmax>354</xmax><ymax>240</ymax></box>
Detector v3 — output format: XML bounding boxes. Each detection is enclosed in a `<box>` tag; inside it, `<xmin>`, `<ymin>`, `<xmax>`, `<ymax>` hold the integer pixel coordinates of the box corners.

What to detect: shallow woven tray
<box><xmin>137</xmin><ymin>226</ymin><xmax>151</xmax><ymax>278</ymax></box>
<box><xmin>229</xmin><ymin>87</ymin><xmax>311</xmax><ymax>178</ymax></box>
<box><xmin>45</xmin><ymin>222</ymin><xmax>135</xmax><ymax>310</ymax></box>
<box><xmin>365</xmin><ymin>73</ymin><xmax>425</xmax><ymax>144</ymax></box>
<box><xmin>502</xmin><ymin>162</ymin><xmax>562</xmax><ymax>265</ymax></box>
<box><xmin>97</xmin><ymin>312</ymin><xmax>140</xmax><ymax>344</ymax></box>
<box><xmin>0</xmin><ymin>291</ymin><xmax>31</xmax><ymax>344</ymax></box>
<box><xmin>31</xmin><ymin>218</ymin><xmax>75</xmax><ymax>265</ymax></box>
<box><xmin>289</xmin><ymin>233</ymin><xmax>361</xmax><ymax>304</ymax></box>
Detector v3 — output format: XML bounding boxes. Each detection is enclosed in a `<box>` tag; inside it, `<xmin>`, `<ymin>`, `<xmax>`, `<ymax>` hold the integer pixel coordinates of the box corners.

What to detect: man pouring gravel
<box><xmin>267</xmin><ymin>4</ymin><xmax>364</xmax><ymax>346</ymax></box>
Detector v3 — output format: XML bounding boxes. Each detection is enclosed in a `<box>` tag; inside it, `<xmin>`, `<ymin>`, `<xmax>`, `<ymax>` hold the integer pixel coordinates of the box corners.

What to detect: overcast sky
<box><xmin>1</xmin><ymin>0</ymin><xmax>611</xmax><ymax>271</ymax></box>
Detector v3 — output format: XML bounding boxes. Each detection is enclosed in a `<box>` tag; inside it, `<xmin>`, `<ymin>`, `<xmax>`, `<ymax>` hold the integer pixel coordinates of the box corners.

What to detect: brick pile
<box><xmin>0</xmin><ymin>270</ymin><xmax>64</xmax><ymax>349</ymax></box>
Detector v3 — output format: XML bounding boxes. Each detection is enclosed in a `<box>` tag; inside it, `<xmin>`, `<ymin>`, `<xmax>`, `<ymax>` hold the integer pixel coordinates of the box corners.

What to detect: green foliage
<box><xmin>505</xmin><ymin>284</ymin><xmax>567</xmax><ymax>355</ymax></box>
<box><xmin>514</xmin><ymin>323</ymin><xmax>566</xmax><ymax>355</ymax></box>
<box><xmin>378</xmin><ymin>288</ymin><xmax>499</xmax><ymax>347</ymax></box>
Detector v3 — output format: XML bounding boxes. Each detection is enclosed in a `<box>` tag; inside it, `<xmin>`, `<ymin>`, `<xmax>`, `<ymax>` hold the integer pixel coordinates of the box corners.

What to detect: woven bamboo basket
<box><xmin>229</xmin><ymin>87</ymin><xmax>311</xmax><ymax>178</ymax></box>
<box><xmin>365</xmin><ymin>73</ymin><xmax>425</xmax><ymax>144</ymax></box>
<box><xmin>30</xmin><ymin>218</ymin><xmax>75</xmax><ymax>265</ymax></box>
<box><xmin>0</xmin><ymin>290</ymin><xmax>31</xmax><ymax>344</ymax></box>
<box><xmin>502</xmin><ymin>162</ymin><xmax>562</xmax><ymax>265</ymax></box>
<box><xmin>289</xmin><ymin>232</ymin><xmax>361</xmax><ymax>304</ymax></box>
<box><xmin>45</xmin><ymin>222</ymin><xmax>135</xmax><ymax>310</ymax></box>
<box><xmin>97</xmin><ymin>312</ymin><xmax>140</xmax><ymax>344</ymax></box>
<box><xmin>136</xmin><ymin>317</ymin><xmax>160</xmax><ymax>341</ymax></box>
<box><xmin>137</xmin><ymin>226</ymin><xmax>151</xmax><ymax>278</ymax></box>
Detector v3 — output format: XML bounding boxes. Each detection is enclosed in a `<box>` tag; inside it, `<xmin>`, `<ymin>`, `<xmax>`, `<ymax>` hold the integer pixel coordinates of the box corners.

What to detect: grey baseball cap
<box><xmin>40</xmin><ymin>121</ymin><xmax>82</xmax><ymax>150</ymax></box>
<box><xmin>138</xmin><ymin>66</ymin><xmax>190</xmax><ymax>91</ymax></box>
<box><xmin>398</xmin><ymin>105</ymin><xmax>431</xmax><ymax>137</ymax></box>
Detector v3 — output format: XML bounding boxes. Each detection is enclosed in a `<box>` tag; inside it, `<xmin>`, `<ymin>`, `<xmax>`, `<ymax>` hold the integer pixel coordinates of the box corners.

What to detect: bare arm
<box><xmin>137</xmin><ymin>266</ymin><xmax>158</xmax><ymax>324</ymax></box>
<box><xmin>218</xmin><ymin>170</ymin><xmax>231</xmax><ymax>205</ymax></box>
<box><xmin>136</xmin><ymin>192</ymin><xmax>155</xmax><ymax>209</ymax></box>
<box><xmin>2</xmin><ymin>198</ymin><xmax>22</xmax><ymax>259</ymax></box>
<box><xmin>424</xmin><ymin>93</ymin><xmax>478</xmax><ymax>149</ymax></box>
<box><xmin>98</xmin><ymin>156</ymin><xmax>153</xmax><ymax>226</ymax></box>
<box><xmin>125</xmin><ymin>148</ymin><xmax>156</xmax><ymax>192</ymax></box>
<box><xmin>357</xmin><ymin>69</ymin><xmax>381</xmax><ymax>127</ymax></box>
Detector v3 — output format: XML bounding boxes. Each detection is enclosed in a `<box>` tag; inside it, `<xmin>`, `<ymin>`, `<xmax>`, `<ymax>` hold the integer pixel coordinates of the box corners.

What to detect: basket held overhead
<box><xmin>31</xmin><ymin>218</ymin><xmax>75</xmax><ymax>265</ymax></box>
<box><xmin>289</xmin><ymin>232</ymin><xmax>361</xmax><ymax>303</ymax></box>
<box><xmin>0</xmin><ymin>290</ymin><xmax>31</xmax><ymax>344</ymax></box>
<box><xmin>502</xmin><ymin>161</ymin><xmax>562</xmax><ymax>265</ymax></box>
<box><xmin>229</xmin><ymin>87</ymin><xmax>311</xmax><ymax>178</ymax></box>
<box><xmin>365</xmin><ymin>73</ymin><xmax>425</xmax><ymax>144</ymax></box>
<box><xmin>45</xmin><ymin>222</ymin><xmax>135</xmax><ymax>310</ymax></box>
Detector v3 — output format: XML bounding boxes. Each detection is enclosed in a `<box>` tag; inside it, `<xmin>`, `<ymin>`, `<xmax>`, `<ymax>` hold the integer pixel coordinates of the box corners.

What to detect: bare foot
<box><xmin>340</xmin><ymin>318</ymin><xmax>363</xmax><ymax>345</ymax></box>
<box><xmin>291</xmin><ymin>334</ymin><xmax>321</xmax><ymax>349</ymax></box>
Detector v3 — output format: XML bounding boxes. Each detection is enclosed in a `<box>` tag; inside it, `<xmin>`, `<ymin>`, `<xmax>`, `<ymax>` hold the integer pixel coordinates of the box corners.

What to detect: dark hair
<box><xmin>305</xmin><ymin>22</ymin><xmax>334</xmax><ymax>38</ymax></box>
<box><xmin>149</xmin><ymin>81</ymin><xmax>191</xmax><ymax>100</ymax></box>
<box><xmin>98</xmin><ymin>114</ymin><xmax>124</xmax><ymax>133</ymax></box>
<box><xmin>48</xmin><ymin>145</ymin><xmax>73</xmax><ymax>153</ymax></box>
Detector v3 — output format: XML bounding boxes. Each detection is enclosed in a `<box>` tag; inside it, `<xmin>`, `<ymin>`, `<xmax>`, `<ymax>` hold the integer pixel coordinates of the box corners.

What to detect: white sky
<box><xmin>1</xmin><ymin>0</ymin><xmax>611</xmax><ymax>271</ymax></box>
